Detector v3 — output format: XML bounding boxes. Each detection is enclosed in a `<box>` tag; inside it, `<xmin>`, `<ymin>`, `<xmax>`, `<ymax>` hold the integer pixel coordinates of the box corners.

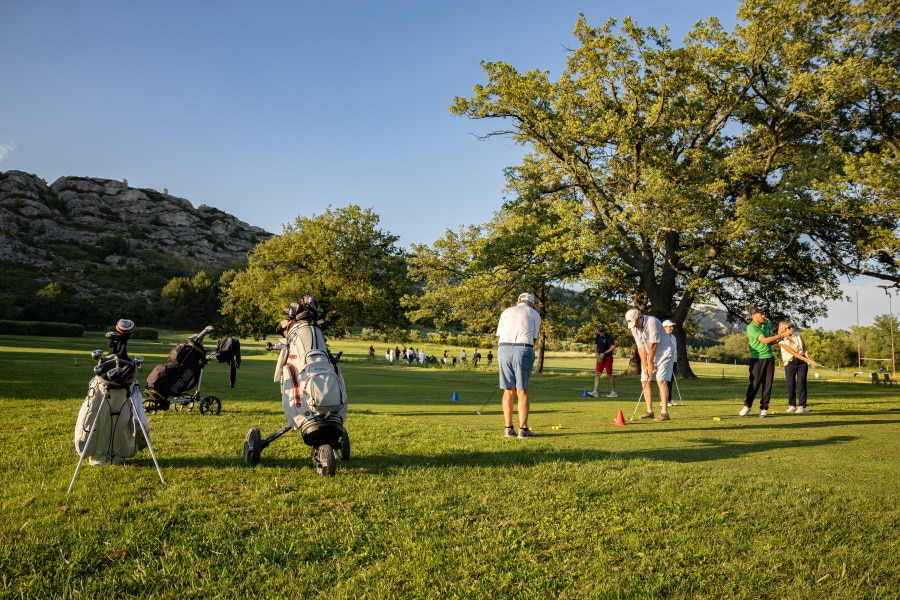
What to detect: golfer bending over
<box><xmin>625</xmin><ymin>308</ymin><xmax>675</xmax><ymax>421</ymax></box>
<box><xmin>496</xmin><ymin>292</ymin><xmax>541</xmax><ymax>438</ymax></box>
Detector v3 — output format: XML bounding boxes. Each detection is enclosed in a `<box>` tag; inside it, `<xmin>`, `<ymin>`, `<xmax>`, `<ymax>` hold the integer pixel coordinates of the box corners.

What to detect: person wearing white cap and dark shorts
<box><xmin>625</xmin><ymin>308</ymin><xmax>675</xmax><ymax>421</ymax></box>
<box><xmin>496</xmin><ymin>292</ymin><xmax>542</xmax><ymax>438</ymax></box>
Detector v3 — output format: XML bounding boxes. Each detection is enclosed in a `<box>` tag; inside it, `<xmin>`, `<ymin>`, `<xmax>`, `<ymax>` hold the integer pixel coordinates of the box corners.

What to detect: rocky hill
<box><xmin>0</xmin><ymin>169</ymin><xmax>272</xmax><ymax>317</ymax></box>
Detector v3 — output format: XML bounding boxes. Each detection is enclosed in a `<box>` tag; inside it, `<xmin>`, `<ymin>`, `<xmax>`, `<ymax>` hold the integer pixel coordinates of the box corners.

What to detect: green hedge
<box><xmin>0</xmin><ymin>320</ymin><xmax>160</xmax><ymax>340</ymax></box>
<box><xmin>125</xmin><ymin>327</ymin><xmax>159</xmax><ymax>341</ymax></box>
<box><xmin>0</xmin><ymin>320</ymin><xmax>84</xmax><ymax>337</ymax></box>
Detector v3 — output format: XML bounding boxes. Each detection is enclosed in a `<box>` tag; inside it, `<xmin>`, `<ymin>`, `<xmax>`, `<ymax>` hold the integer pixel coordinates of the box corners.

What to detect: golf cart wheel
<box><xmin>339</xmin><ymin>431</ymin><xmax>350</xmax><ymax>461</ymax></box>
<box><xmin>143</xmin><ymin>399</ymin><xmax>158</xmax><ymax>415</ymax></box>
<box><xmin>199</xmin><ymin>396</ymin><xmax>221</xmax><ymax>415</ymax></box>
<box><xmin>175</xmin><ymin>399</ymin><xmax>195</xmax><ymax>413</ymax></box>
<box><xmin>314</xmin><ymin>445</ymin><xmax>336</xmax><ymax>477</ymax></box>
<box><xmin>243</xmin><ymin>427</ymin><xmax>262</xmax><ymax>466</ymax></box>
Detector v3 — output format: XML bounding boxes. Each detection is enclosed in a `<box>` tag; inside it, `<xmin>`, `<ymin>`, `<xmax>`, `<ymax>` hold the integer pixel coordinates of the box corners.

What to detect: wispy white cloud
<box><xmin>0</xmin><ymin>132</ymin><xmax>16</xmax><ymax>163</ymax></box>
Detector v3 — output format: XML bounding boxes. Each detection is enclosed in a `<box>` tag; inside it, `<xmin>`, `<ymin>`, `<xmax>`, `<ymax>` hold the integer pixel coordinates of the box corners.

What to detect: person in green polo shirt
<box><xmin>740</xmin><ymin>306</ymin><xmax>789</xmax><ymax>418</ymax></box>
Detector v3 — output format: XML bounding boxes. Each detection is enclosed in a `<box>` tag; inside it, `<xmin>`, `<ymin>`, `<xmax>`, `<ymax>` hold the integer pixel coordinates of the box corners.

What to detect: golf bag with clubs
<box><xmin>73</xmin><ymin>319</ymin><xmax>151</xmax><ymax>466</ymax></box>
<box><xmin>142</xmin><ymin>326</ymin><xmax>241</xmax><ymax>415</ymax></box>
<box><xmin>243</xmin><ymin>296</ymin><xmax>350</xmax><ymax>476</ymax></box>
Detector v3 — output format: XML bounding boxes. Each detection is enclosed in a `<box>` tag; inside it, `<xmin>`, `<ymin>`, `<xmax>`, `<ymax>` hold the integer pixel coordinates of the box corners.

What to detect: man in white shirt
<box><xmin>496</xmin><ymin>292</ymin><xmax>542</xmax><ymax>438</ymax></box>
<box><xmin>625</xmin><ymin>308</ymin><xmax>675</xmax><ymax>421</ymax></box>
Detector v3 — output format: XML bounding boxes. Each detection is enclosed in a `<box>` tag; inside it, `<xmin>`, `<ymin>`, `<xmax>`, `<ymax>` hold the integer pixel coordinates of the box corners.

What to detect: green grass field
<box><xmin>1</xmin><ymin>332</ymin><xmax>898</xmax><ymax>599</ymax></box>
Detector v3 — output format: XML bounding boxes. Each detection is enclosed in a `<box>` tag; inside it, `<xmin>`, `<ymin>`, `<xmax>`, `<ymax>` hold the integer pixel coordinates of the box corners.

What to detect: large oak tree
<box><xmin>449</xmin><ymin>0</ymin><xmax>899</xmax><ymax>376</ymax></box>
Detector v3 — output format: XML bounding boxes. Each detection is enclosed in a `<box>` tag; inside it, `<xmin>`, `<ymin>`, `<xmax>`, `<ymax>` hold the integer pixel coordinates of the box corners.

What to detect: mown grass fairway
<box><xmin>1</xmin><ymin>332</ymin><xmax>898</xmax><ymax>599</ymax></box>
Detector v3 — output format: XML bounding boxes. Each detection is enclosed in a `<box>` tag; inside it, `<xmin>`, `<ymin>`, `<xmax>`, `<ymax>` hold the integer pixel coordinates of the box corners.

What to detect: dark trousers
<box><xmin>784</xmin><ymin>360</ymin><xmax>808</xmax><ymax>407</ymax></box>
<box><xmin>745</xmin><ymin>357</ymin><xmax>775</xmax><ymax>410</ymax></box>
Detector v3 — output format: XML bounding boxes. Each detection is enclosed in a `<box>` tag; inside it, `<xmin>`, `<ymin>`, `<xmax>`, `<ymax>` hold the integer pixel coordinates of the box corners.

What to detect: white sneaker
<box><xmin>796</xmin><ymin>406</ymin><xmax>809</xmax><ymax>413</ymax></box>
<box><xmin>760</xmin><ymin>410</ymin><xmax>768</xmax><ymax>418</ymax></box>
<box><xmin>667</xmin><ymin>401</ymin><xmax>676</xmax><ymax>406</ymax></box>
<box><xmin>587</xmin><ymin>390</ymin><xmax>599</xmax><ymax>397</ymax></box>
<box><xmin>607</xmin><ymin>391</ymin><xmax>618</xmax><ymax>398</ymax></box>
<box><xmin>739</xmin><ymin>406</ymin><xmax>751</xmax><ymax>417</ymax></box>
<box><xmin>786</xmin><ymin>406</ymin><xmax>797</xmax><ymax>413</ymax></box>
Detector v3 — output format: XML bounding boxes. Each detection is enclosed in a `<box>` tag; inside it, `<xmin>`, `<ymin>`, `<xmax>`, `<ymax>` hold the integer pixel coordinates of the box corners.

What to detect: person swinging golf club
<box><xmin>625</xmin><ymin>308</ymin><xmax>675</xmax><ymax>421</ymax></box>
<box><xmin>740</xmin><ymin>306</ymin><xmax>790</xmax><ymax>418</ymax></box>
<box><xmin>496</xmin><ymin>292</ymin><xmax>541</xmax><ymax>438</ymax></box>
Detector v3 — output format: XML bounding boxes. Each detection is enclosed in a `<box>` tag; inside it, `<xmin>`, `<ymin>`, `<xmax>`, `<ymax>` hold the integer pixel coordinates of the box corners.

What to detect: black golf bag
<box><xmin>143</xmin><ymin>327</ymin><xmax>238</xmax><ymax>415</ymax></box>
<box><xmin>144</xmin><ymin>337</ymin><xmax>208</xmax><ymax>407</ymax></box>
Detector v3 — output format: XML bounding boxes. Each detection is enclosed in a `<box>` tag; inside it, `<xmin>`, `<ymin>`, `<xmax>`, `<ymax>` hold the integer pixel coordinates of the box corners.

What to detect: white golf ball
<box><xmin>815</xmin><ymin>372</ymin><xmax>820</xmax><ymax>379</ymax></box>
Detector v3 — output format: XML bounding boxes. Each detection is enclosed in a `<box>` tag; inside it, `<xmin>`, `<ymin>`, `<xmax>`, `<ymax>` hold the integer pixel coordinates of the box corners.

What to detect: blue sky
<box><xmin>0</xmin><ymin>1</ymin><xmax>886</xmax><ymax>330</ymax></box>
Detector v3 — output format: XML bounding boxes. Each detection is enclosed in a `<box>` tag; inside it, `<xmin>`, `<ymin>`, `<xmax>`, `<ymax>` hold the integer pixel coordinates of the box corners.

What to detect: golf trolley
<box><xmin>242</xmin><ymin>296</ymin><xmax>350</xmax><ymax>477</ymax></box>
<box><xmin>142</xmin><ymin>326</ymin><xmax>241</xmax><ymax>416</ymax></box>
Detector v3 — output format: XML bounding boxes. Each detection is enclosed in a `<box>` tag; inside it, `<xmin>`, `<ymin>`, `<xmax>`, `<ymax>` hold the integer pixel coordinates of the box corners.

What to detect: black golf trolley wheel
<box><xmin>313</xmin><ymin>445</ymin><xmax>336</xmax><ymax>477</ymax></box>
<box><xmin>175</xmin><ymin>399</ymin><xmax>195</xmax><ymax>413</ymax></box>
<box><xmin>339</xmin><ymin>431</ymin><xmax>350</xmax><ymax>461</ymax></box>
<box><xmin>243</xmin><ymin>427</ymin><xmax>262</xmax><ymax>465</ymax></box>
<box><xmin>199</xmin><ymin>396</ymin><xmax>221</xmax><ymax>415</ymax></box>
<box><xmin>142</xmin><ymin>399</ymin><xmax>158</xmax><ymax>415</ymax></box>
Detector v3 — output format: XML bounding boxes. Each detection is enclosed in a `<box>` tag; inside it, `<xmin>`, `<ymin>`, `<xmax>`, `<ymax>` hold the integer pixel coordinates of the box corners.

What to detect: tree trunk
<box><xmin>622</xmin><ymin>341</ymin><xmax>642</xmax><ymax>376</ymax></box>
<box><xmin>673</xmin><ymin>328</ymin><xmax>696</xmax><ymax>379</ymax></box>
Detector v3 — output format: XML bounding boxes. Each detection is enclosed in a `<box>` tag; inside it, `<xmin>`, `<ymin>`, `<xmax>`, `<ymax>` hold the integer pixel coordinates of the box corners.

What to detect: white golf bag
<box><xmin>243</xmin><ymin>297</ymin><xmax>349</xmax><ymax>476</ymax></box>
<box><xmin>276</xmin><ymin>318</ymin><xmax>348</xmax><ymax>443</ymax></box>
<box><xmin>74</xmin><ymin>376</ymin><xmax>149</xmax><ymax>465</ymax></box>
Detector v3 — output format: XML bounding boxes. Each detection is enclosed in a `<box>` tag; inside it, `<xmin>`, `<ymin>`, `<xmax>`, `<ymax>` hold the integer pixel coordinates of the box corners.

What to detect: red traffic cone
<box><xmin>612</xmin><ymin>409</ymin><xmax>627</xmax><ymax>425</ymax></box>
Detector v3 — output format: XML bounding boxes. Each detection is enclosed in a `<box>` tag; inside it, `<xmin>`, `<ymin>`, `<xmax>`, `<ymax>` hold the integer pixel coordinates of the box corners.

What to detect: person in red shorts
<box><xmin>588</xmin><ymin>325</ymin><xmax>617</xmax><ymax>398</ymax></box>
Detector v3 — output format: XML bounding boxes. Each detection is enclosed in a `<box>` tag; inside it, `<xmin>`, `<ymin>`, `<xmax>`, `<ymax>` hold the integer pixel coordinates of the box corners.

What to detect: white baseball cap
<box><xmin>517</xmin><ymin>292</ymin><xmax>535</xmax><ymax>305</ymax></box>
<box><xmin>625</xmin><ymin>308</ymin><xmax>642</xmax><ymax>328</ymax></box>
<box><xmin>662</xmin><ymin>320</ymin><xmax>675</xmax><ymax>327</ymax></box>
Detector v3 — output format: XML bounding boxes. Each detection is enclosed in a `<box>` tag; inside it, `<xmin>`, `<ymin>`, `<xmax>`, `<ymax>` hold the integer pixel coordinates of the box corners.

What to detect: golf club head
<box><xmin>91</xmin><ymin>349</ymin><xmax>104</xmax><ymax>361</ymax></box>
<box><xmin>476</xmin><ymin>409</ymin><xmax>482</xmax><ymax>415</ymax></box>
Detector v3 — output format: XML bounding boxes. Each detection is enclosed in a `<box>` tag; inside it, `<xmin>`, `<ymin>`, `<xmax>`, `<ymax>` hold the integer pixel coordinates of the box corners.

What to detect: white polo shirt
<box><xmin>496</xmin><ymin>303</ymin><xmax>541</xmax><ymax>345</ymax></box>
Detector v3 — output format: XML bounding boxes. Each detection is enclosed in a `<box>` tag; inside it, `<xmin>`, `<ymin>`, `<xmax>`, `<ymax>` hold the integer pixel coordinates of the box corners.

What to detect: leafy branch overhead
<box><xmin>445</xmin><ymin>0</ymin><xmax>897</xmax><ymax>375</ymax></box>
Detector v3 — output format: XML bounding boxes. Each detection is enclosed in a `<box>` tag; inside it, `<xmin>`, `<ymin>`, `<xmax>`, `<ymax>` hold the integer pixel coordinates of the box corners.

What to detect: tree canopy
<box><xmin>404</xmin><ymin>194</ymin><xmax>591</xmax><ymax>371</ymax></box>
<box><xmin>448</xmin><ymin>0</ymin><xmax>899</xmax><ymax>375</ymax></box>
<box><xmin>220</xmin><ymin>205</ymin><xmax>412</xmax><ymax>338</ymax></box>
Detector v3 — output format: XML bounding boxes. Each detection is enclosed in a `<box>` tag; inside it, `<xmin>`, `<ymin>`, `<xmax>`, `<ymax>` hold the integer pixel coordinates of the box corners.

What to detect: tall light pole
<box><xmin>877</xmin><ymin>285</ymin><xmax>896</xmax><ymax>374</ymax></box>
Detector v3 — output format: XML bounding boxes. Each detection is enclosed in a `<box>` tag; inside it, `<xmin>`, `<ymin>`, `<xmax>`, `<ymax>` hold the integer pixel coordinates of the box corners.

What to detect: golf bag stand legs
<box><xmin>131</xmin><ymin>393</ymin><xmax>166</xmax><ymax>487</ymax></box>
<box><xmin>67</xmin><ymin>400</ymin><xmax>105</xmax><ymax>494</ymax></box>
<box><xmin>68</xmin><ymin>391</ymin><xmax>167</xmax><ymax>493</ymax></box>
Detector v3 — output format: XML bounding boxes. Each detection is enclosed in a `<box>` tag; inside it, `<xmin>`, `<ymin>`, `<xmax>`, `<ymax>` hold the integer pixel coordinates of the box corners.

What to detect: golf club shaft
<box><xmin>629</xmin><ymin>388</ymin><xmax>645</xmax><ymax>420</ymax></box>
<box><xmin>476</xmin><ymin>386</ymin><xmax>500</xmax><ymax>414</ymax></box>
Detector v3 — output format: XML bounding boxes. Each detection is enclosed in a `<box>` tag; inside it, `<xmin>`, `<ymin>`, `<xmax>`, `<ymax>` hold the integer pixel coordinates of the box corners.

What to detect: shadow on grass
<box><xmin>142</xmin><ymin>430</ymin><xmax>865</xmax><ymax>473</ymax></box>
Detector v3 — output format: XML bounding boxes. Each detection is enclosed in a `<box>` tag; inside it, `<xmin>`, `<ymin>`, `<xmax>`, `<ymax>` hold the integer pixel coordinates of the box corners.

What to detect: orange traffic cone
<box><xmin>612</xmin><ymin>409</ymin><xmax>627</xmax><ymax>425</ymax></box>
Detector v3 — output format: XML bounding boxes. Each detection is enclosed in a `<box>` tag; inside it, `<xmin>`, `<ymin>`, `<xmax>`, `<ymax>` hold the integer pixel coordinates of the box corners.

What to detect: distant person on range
<box><xmin>740</xmin><ymin>306</ymin><xmax>789</xmax><ymax>418</ymax></box>
<box><xmin>496</xmin><ymin>292</ymin><xmax>541</xmax><ymax>438</ymax></box>
<box><xmin>625</xmin><ymin>308</ymin><xmax>675</xmax><ymax>421</ymax></box>
<box><xmin>777</xmin><ymin>320</ymin><xmax>818</xmax><ymax>413</ymax></box>
<box><xmin>587</xmin><ymin>325</ymin><xmax>617</xmax><ymax>398</ymax></box>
